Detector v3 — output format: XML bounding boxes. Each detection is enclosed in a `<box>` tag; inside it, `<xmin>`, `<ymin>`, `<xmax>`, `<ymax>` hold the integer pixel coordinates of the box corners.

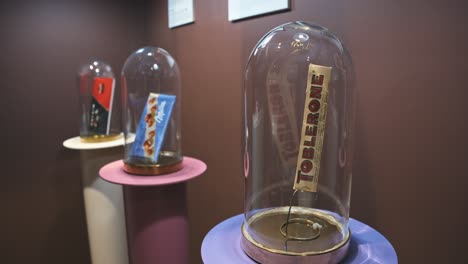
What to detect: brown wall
<box><xmin>0</xmin><ymin>1</ymin><xmax>146</xmax><ymax>263</ymax></box>
<box><xmin>146</xmin><ymin>0</ymin><xmax>468</xmax><ymax>263</ymax></box>
<box><xmin>1</xmin><ymin>0</ymin><xmax>467</xmax><ymax>263</ymax></box>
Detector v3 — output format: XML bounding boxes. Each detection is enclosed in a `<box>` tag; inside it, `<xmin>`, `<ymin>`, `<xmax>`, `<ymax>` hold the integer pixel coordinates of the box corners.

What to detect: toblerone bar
<box><xmin>293</xmin><ymin>64</ymin><xmax>332</xmax><ymax>192</ymax></box>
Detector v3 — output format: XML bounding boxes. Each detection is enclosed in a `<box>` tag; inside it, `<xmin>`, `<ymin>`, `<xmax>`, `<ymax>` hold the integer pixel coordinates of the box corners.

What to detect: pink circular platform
<box><xmin>99</xmin><ymin>156</ymin><xmax>207</xmax><ymax>264</ymax></box>
<box><xmin>99</xmin><ymin>157</ymin><xmax>206</xmax><ymax>186</ymax></box>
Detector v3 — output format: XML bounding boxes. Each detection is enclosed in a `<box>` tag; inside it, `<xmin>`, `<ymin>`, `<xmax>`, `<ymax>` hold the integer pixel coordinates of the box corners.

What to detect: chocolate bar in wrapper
<box><xmin>131</xmin><ymin>93</ymin><xmax>176</xmax><ymax>162</ymax></box>
<box><xmin>88</xmin><ymin>77</ymin><xmax>115</xmax><ymax>134</ymax></box>
<box><xmin>293</xmin><ymin>64</ymin><xmax>332</xmax><ymax>193</ymax></box>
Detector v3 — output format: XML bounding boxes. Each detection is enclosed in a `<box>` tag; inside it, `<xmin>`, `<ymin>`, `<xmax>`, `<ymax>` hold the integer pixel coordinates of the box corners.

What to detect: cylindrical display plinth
<box><xmin>64</xmin><ymin>137</ymin><xmax>129</xmax><ymax>264</ymax></box>
<box><xmin>124</xmin><ymin>185</ymin><xmax>188</xmax><ymax>264</ymax></box>
<box><xmin>99</xmin><ymin>157</ymin><xmax>206</xmax><ymax>264</ymax></box>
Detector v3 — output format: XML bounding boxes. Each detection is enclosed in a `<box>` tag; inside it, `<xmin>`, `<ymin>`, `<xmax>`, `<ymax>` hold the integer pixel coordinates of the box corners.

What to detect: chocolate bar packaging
<box><xmin>88</xmin><ymin>77</ymin><xmax>115</xmax><ymax>135</ymax></box>
<box><xmin>121</xmin><ymin>47</ymin><xmax>183</xmax><ymax>175</ymax></box>
<box><xmin>78</xmin><ymin>61</ymin><xmax>120</xmax><ymax>142</ymax></box>
<box><xmin>130</xmin><ymin>93</ymin><xmax>175</xmax><ymax>163</ymax></box>
<box><xmin>242</xmin><ymin>22</ymin><xmax>356</xmax><ymax>264</ymax></box>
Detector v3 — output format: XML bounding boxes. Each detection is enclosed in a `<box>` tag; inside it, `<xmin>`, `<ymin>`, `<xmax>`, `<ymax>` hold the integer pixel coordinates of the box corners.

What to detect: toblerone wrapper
<box><xmin>293</xmin><ymin>64</ymin><xmax>332</xmax><ymax>192</ymax></box>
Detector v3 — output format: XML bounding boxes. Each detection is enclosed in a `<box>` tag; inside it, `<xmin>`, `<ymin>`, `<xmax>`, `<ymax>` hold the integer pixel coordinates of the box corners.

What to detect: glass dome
<box><xmin>242</xmin><ymin>22</ymin><xmax>355</xmax><ymax>263</ymax></box>
<box><xmin>121</xmin><ymin>46</ymin><xmax>182</xmax><ymax>175</ymax></box>
<box><xmin>77</xmin><ymin>60</ymin><xmax>121</xmax><ymax>142</ymax></box>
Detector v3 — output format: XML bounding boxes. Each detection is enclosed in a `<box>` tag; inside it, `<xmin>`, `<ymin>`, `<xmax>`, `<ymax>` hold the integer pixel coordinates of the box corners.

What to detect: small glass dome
<box><xmin>121</xmin><ymin>47</ymin><xmax>182</xmax><ymax>175</ymax></box>
<box><xmin>77</xmin><ymin>60</ymin><xmax>121</xmax><ymax>142</ymax></box>
<box><xmin>242</xmin><ymin>22</ymin><xmax>355</xmax><ymax>263</ymax></box>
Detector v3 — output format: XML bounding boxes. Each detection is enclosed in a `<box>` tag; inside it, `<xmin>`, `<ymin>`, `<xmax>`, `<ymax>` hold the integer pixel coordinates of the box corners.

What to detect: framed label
<box><xmin>168</xmin><ymin>0</ymin><xmax>195</xmax><ymax>28</ymax></box>
<box><xmin>228</xmin><ymin>0</ymin><xmax>289</xmax><ymax>21</ymax></box>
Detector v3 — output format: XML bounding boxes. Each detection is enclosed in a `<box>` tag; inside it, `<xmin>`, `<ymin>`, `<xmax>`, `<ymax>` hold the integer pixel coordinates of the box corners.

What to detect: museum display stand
<box><xmin>241</xmin><ymin>22</ymin><xmax>357</xmax><ymax>263</ymax></box>
<box><xmin>63</xmin><ymin>136</ymin><xmax>129</xmax><ymax>264</ymax></box>
<box><xmin>99</xmin><ymin>157</ymin><xmax>206</xmax><ymax>264</ymax></box>
<box><xmin>202</xmin><ymin>214</ymin><xmax>398</xmax><ymax>264</ymax></box>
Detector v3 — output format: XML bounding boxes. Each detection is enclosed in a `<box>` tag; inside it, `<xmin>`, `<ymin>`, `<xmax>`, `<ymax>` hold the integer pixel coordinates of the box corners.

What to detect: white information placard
<box><xmin>168</xmin><ymin>0</ymin><xmax>194</xmax><ymax>28</ymax></box>
<box><xmin>228</xmin><ymin>0</ymin><xmax>289</xmax><ymax>21</ymax></box>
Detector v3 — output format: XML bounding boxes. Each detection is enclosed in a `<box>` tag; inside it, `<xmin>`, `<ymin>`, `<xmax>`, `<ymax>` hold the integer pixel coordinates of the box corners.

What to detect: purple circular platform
<box><xmin>99</xmin><ymin>157</ymin><xmax>206</xmax><ymax>186</ymax></box>
<box><xmin>202</xmin><ymin>214</ymin><xmax>397</xmax><ymax>264</ymax></box>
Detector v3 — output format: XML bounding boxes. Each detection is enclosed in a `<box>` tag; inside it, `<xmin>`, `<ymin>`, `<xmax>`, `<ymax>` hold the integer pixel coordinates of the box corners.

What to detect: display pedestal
<box><xmin>99</xmin><ymin>157</ymin><xmax>206</xmax><ymax>264</ymax></box>
<box><xmin>63</xmin><ymin>136</ymin><xmax>129</xmax><ymax>264</ymax></box>
<box><xmin>201</xmin><ymin>214</ymin><xmax>398</xmax><ymax>264</ymax></box>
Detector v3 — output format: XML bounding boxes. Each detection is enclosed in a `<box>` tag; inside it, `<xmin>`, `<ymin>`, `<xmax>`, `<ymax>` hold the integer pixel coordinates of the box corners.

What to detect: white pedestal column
<box><xmin>64</xmin><ymin>137</ymin><xmax>129</xmax><ymax>264</ymax></box>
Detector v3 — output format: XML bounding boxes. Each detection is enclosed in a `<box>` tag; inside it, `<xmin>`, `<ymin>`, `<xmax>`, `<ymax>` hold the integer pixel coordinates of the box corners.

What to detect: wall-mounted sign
<box><xmin>228</xmin><ymin>0</ymin><xmax>289</xmax><ymax>21</ymax></box>
<box><xmin>168</xmin><ymin>0</ymin><xmax>194</xmax><ymax>28</ymax></box>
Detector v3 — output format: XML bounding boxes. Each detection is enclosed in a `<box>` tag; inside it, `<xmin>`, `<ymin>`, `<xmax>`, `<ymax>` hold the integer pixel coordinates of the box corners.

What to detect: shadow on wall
<box><xmin>350</xmin><ymin>106</ymin><xmax>378</xmax><ymax>226</ymax></box>
<box><xmin>40</xmin><ymin>148</ymin><xmax>90</xmax><ymax>264</ymax></box>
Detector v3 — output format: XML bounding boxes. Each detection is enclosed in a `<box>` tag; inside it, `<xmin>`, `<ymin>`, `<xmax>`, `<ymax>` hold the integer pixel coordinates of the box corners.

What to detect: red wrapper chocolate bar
<box><xmin>88</xmin><ymin>77</ymin><xmax>115</xmax><ymax>135</ymax></box>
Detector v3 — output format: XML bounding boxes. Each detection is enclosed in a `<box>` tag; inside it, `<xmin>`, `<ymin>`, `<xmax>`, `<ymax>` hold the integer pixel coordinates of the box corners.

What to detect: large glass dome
<box><xmin>242</xmin><ymin>22</ymin><xmax>355</xmax><ymax>263</ymax></box>
<box><xmin>77</xmin><ymin>60</ymin><xmax>120</xmax><ymax>142</ymax></box>
<box><xmin>121</xmin><ymin>47</ymin><xmax>182</xmax><ymax>175</ymax></box>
